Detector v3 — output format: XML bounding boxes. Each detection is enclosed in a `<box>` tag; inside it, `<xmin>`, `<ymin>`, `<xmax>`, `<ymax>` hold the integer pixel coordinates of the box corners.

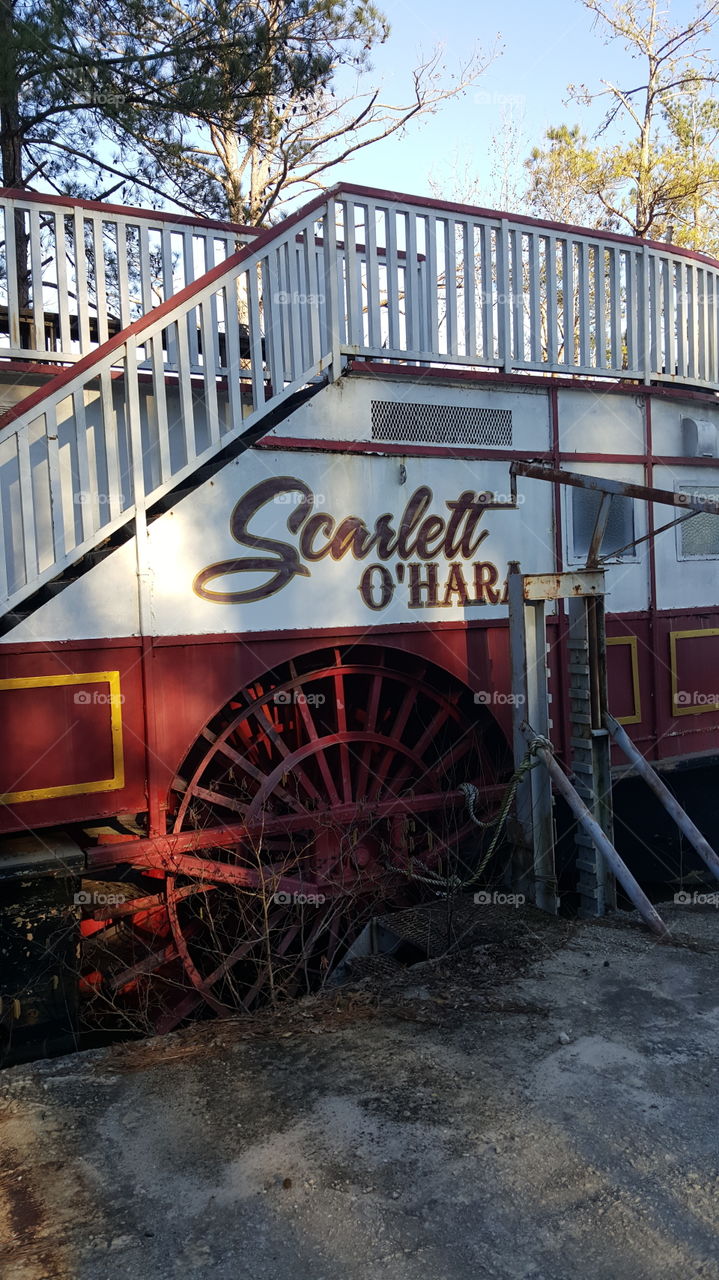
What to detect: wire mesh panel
<box><xmin>370</xmin><ymin>400</ymin><xmax>513</xmax><ymax>447</ymax></box>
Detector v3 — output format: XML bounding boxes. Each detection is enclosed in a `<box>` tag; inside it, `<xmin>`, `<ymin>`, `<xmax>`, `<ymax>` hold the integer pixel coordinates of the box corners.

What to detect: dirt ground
<box><xmin>1</xmin><ymin>900</ymin><xmax>719</xmax><ymax>1280</ymax></box>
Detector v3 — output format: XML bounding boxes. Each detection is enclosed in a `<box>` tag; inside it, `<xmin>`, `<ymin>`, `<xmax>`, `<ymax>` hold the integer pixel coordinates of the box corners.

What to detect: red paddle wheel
<box><xmin>79</xmin><ymin>645</ymin><xmax>511</xmax><ymax>1033</ymax></box>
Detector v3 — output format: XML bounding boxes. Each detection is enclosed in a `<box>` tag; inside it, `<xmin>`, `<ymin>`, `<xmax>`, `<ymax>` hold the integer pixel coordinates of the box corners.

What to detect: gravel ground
<box><xmin>1</xmin><ymin>900</ymin><xmax>718</xmax><ymax>1280</ymax></box>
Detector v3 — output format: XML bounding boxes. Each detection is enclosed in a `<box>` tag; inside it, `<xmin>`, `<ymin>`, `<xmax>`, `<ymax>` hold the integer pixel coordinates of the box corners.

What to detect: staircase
<box><xmin>3</xmin><ymin>182</ymin><xmax>719</xmax><ymax>629</ymax></box>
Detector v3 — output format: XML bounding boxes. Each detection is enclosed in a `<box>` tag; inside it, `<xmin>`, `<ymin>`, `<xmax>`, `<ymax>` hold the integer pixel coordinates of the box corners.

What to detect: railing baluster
<box><xmin>638</xmin><ymin>247</ymin><xmax>651</xmax><ymax>383</ymax></box>
<box><xmin>463</xmin><ymin>221</ymin><xmax>477</xmax><ymax>359</ymax></box>
<box><xmin>506</xmin><ymin>229</ymin><xmax>516</xmax><ymax>366</ymax></box>
<box><xmin>497</xmin><ymin>219</ymin><xmax>511</xmax><ymax>372</ymax></box>
<box><xmin>116</xmin><ymin>221</ymin><xmax>132</xmax><ymax>332</ymax></box>
<box><xmin>303</xmin><ymin>222</ymin><xmax>322</xmax><ymax>368</ymax></box>
<box><xmin>200</xmin><ymin>297</ymin><xmax>220</xmax><ymax>447</ymax></box>
<box><xmin>99</xmin><ymin>369</ymin><xmax>122</xmax><ymax>522</ymax></box>
<box><xmin>405</xmin><ymin>210</ymin><xmax>421</xmax><ymax>356</ymax></box>
<box><xmin>578</xmin><ymin>240</ymin><xmax>590</xmax><ymax>368</ymax></box>
<box><xmin>480</xmin><ymin>222</ymin><xmax>493</xmax><ymax>360</ymax></box>
<box><xmin>223</xmin><ymin>280</ymin><xmax>244</xmax><ymax>432</ymax></box>
<box><xmin>546</xmin><ymin>235</ymin><xmax>558</xmax><ymax>368</ymax></box>
<box><xmin>124</xmin><ymin>339</ymin><xmax>146</xmax><ymax>508</ymax></box>
<box><xmin>385</xmin><ymin>207</ymin><xmax>400</xmax><ymax>353</ymax></box>
<box><xmin>445</xmin><ymin>219</ymin><xmax>458</xmax><ymax>357</ymax></box>
<box><xmin>16</xmin><ymin>426</ymin><xmax>37</xmax><ymax>587</ymax></box>
<box><xmin>608</xmin><ymin>248</ymin><xmax>621</xmax><ymax>369</ymax></box>
<box><xmin>175</xmin><ymin>317</ymin><xmax>197</xmax><ymax>465</ymax></box>
<box><xmin>4</xmin><ymin>201</ymin><xmax>21</xmax><ymax>351</ymax></box>
<box><xmin>595</xmin><ymin>245</ymin><xmax>607</xmax><ymax>370</ymax></box>
<box><xmin>364</xmin><ymin>201</ymin><xmax>381</xmax><ymax>352</ymax></box>
<box><xmin>343</xmin><ymin>199</ymin><xmax>363</xmax><ymax>350</ymax></box>
<box><xmin>72</xmin><ymin>389</ymin><xmax>94</xmax><ymax>542</ymax></box>
<box><xmin>697</xmin><ymin>267</ymin><xmax>707</xmax><ymax>382</ymax></box>
<box><xmin>687</xmin><ymin>263</ymin><xmax>697</xmax><ymax>382</ymax></box>
<box><xmin>528</xmin><ymin>231</ymin><xmax>541</xmax><ymax>364</ymax></box>
<box><xmin>93</xmin><ymin>217</ymin><xmax>109</xmax><ymax>347</ymax></box>
<box><xmin>150</xmin><ymin>331</ymin><xmax>172</xmax><ymax>485</ymax></box>
<box><xmin>560</xmin><ymin>237</ymin><xmax>571</xmax><ymax>366</ymax></box>
<box><xmin>73</xmin><ymin>208</ymin><xmax>91</xmax><ymax>352</ymax></box>
<box><xmin>55</xmin><ymin>213</ymin><xmax>71</xmax><ymax>354</ymax></box>
<box><xmin>263</xmin><ymin>249</ymin><xmax>284</xmax><ymax>395</ymax></box>
<box><xmin>44</xmin><ymin>404</ymin><xmax>65</xmax><ymax>561</ymax></box>
<box><xmin>28</xmin><ymin>208</ymin><xmax>45</xmax><ymax>354</ymax></box>
<box><xmin>284</xmin><ymin>233</ymin><xmax>303</xmax><ymax>380</ymax></box>
<box><xmin>247</xmin><ymin>263</ymin><xmax>267</xmax><ymax>409</ymax></box>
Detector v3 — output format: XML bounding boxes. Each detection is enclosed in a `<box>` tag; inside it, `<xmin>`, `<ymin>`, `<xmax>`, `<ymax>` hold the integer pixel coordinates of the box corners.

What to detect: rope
<box><xmin>385</xmin><ymin>735</ymin><xmax>552</xmax><ymax>897</ymax></box>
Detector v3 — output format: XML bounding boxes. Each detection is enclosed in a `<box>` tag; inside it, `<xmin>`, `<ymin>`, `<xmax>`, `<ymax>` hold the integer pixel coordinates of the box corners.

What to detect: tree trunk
<box><xmin>0</xmin><ymin>0</ymin><xmax>30</xmax><ymax>316</ymax></box>
<box><xmin>0</xmin><ymin>0</ymin><xmax>23</xmax><ymax>188</ymax></box>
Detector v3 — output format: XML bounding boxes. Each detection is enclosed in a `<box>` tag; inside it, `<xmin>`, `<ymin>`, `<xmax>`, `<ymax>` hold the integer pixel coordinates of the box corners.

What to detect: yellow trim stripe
<box><xmin>669</xmin><ymin>628</ymin><xmax>719</xmax><ymax>717</ymax></box>
<box><xmin>606</xmin><ymin>635</ymin><xmax>642</xmax><ymax>725</ymax></box>
<box><xmin>0</xmin><ymin>670</ymin><xmax>125</xmax><ymax>803</ymax></box>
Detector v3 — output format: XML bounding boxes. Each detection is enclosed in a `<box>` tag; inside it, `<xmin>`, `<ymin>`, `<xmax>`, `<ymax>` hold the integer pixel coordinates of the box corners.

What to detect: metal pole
<box><xmin>522</xmin><ymin>725</ymin><xmax>669</xmax><ymax>939</ymax></box>
<box><xmin>605</xmin><ymin>712</ymin><xmax>719</xmax><ymax>883</ymax></box>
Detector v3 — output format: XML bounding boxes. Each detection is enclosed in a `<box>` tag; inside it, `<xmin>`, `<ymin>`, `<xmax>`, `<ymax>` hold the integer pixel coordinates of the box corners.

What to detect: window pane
<box><xmin>572</xmin><ymin>489</ymin><xmax>634</xmax><ymax>559</ymax></box>
<box><xmin>679</xmin><ymin>486</ymin><xmax>719</xmax><ymax>557</ymax></box>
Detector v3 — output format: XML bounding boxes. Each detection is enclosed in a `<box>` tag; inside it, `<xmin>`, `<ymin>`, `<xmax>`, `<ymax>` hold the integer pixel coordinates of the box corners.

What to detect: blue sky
<box><xmin>332</xmin><ymin>0</ymin><xmax>719</xmax><ymax>207</ymax></box>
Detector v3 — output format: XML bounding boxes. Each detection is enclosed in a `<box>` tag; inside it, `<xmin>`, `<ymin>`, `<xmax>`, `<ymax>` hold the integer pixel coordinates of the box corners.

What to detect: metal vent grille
<box><xmin>370</xmin><ymin>401</ymin><xmax>513</xmax><ymax>447</ymax></box>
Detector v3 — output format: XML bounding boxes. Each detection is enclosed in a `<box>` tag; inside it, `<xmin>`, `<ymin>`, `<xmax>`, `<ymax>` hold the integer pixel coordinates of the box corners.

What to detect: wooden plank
<box><xmin>92</xmin><ymin>216</ymin><xmax>109</xmax><ymax>346</ymax></box>
<box><xmin>44</xmin><ymin>403</ymin><xmax>65</xmax><ymax>561</ymax></box>
<box><xmin>247</xmin><ymin>263</ymin><xmax>266</xmax><ymax>411</ymax></box>
<box><xmin>54</xmin><ymin>212</ymin><xmax>72</xmax><ymax>354</ymax></box>
<box><xmin>99</xmin><ymin>368</ymin><xmax>123</xmax><ymax>522</ymax></box>
<box><xmin>364</xmin><ymin>200</ymin><xmax>382</xmax><ymax>352</ymax></box>
<box><xmin>72</xmin><ymin>388</ymin><xmax>94</xmax><ymax>543</ymax></box>
<box><xmin>28</xmin><ymin>207</ymin><xmax>45</xmax><ymax>354</ymax></box>
<box><xmin>175</xmin><ymin>317</ymin><xmax>197</xmax><ymax>465</ymax></box>
<box><xmin>222</xmin><ymin>277</ymin><xmax>244</xmax><ymax>433</ymax></box>
<box><xmin>463</xmin><ymin>220</ymin><xmax>477</xmax><ymax>358</ymax></box>
<box><xmin>445</xmin><ymin>218</ymin><xmax>458</xmax><ymax>357</ymax></box>
<box><xmin>73</xmin><ymin>208</ymin><xmax>91</xmax><ymax>352</ymax></box>
<box><xmin>343</xmin><ymin>198</ymin><xmax>364</xmax><ymax>348</ymax></box>
<box><xmin>16</xmin><ymin>427</ymin><xmax>38</xmax><ymax>585</ymax></box>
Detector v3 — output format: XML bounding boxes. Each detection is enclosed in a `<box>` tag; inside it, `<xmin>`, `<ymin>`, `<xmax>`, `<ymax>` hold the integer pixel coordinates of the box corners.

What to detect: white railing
<box><xmin>3</xmin><ymin>183</ymin><xmax>719</xmax><ymax>616</ymax></box>
<box><xmin>333</xmin><ymin>185</ymin><xmax>719</xmax><ymax>387</ymax></box>
<box><xmin>0</xmin><ymin>189</ymin><xmax>258</xmax><ymax>363</ymax></box>
<box><xmin>0</xmin><ymin>192</ymin><xmax>332</xmax><ymax>612</ymax></box>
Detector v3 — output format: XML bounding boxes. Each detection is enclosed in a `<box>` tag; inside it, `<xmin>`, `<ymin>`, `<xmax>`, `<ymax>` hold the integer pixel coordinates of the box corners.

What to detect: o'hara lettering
<box><xmin>193</xmin><ymin>476</ymin><xmax>513</xmax><ymax>609</ymax></box>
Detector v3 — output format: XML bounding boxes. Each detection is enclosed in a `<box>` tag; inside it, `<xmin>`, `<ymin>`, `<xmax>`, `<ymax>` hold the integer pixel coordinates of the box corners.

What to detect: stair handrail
<box><xmin>0</xmin><ymin>187</ymin><xmax>338</xmax><ymax>614</ymax></box>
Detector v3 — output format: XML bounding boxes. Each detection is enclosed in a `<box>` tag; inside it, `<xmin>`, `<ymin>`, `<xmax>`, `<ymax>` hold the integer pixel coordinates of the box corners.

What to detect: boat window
<box><xmin>677</xmin><ymin>486</ymin><xmax>719</xmax><ymax>558</ymax></box>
